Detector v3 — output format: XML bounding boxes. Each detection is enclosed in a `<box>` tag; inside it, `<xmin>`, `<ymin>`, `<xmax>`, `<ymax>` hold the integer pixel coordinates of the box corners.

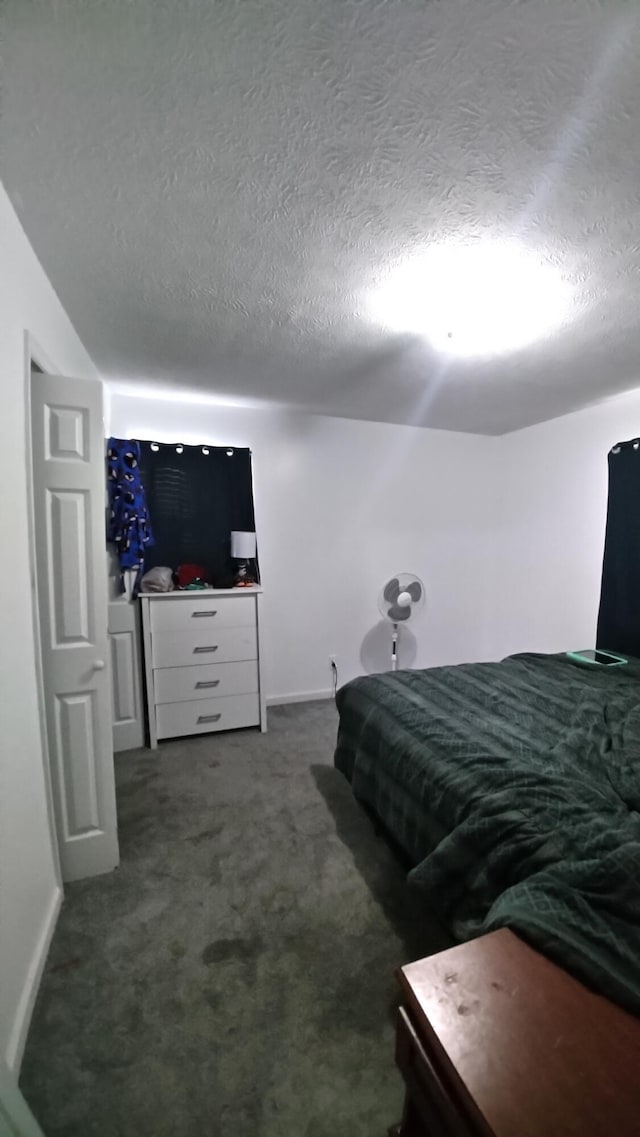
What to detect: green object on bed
<box><xmin>334</xmin><ymin>653</ymin><xmax>640</xmax><ymax>1014</ymax></box>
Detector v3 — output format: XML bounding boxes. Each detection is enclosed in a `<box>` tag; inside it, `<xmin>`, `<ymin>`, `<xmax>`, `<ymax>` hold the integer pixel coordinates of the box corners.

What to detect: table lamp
<box><xmin>230</xmin><ymin>530</ymin><xmax>257</xmax><ymax>585</ymax></box>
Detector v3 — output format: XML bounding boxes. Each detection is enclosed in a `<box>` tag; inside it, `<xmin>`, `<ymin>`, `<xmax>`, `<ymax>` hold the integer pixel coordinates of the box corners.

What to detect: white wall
<box><xmin>109</xmin><ymin>387</ymin><xmax>640</xmax><ymax>689</ymax></box>
<box><xmin>0</xmin><ymin>183</ymin><xmax>99</xmax><ymax>1071</ymax></box>
<box><xmin>492</xmin><ymin>389</ymin><xmax>640</xmax><ymax>659</ymax></box>
<box><xmin>108</xmin><ymin>390</ymin><xmax>500</xmax><ymax>699</ymax></box>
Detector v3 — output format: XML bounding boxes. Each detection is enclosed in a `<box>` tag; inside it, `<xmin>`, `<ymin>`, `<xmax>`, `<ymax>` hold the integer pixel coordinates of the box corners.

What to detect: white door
<box><xmin>30</xmin><ymin>373</ymin><xmax>119</xmax><ymax>882</ymax></box>
<box><xmin>0</xmin><ymin>1060</ymin><xmax>45</xmax><ymax>1137</ymax></box>
<box><xmin>109</xmin><ymin>597</ymin><xmax>144</xmax><ymax>752</ymax></box>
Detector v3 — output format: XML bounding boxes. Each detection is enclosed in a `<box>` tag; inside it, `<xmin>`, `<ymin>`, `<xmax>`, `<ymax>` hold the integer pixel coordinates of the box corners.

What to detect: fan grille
<box><xmin>379</xmin><ymin>574</ymin><xmax>425</xmax><ymax>623</ymax></box>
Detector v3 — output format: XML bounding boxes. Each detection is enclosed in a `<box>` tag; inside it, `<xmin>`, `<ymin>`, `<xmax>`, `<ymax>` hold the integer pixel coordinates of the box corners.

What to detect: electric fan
<box><xmin>377</xmin><ymin>573</ymin><xmax>425</xmax><ymax>671</ymax></box>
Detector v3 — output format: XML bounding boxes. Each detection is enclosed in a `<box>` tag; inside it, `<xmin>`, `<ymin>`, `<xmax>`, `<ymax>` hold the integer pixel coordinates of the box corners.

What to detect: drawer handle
<box><xmin>192</xmin><ymin>610</ymin><xmax>217</xmax><ymax>618</ymax></box>
<box><xmin>193</xmin><ymin>645</ymin><xmax>218</xmax><ymax>654</ymax></box>
<box><xmin>195</xmin><ymin>679</ymin><xmax>220</xmax><ymax>689</ymax></box>
<box><xmin>198</xmin><ymin>713</ymin><xmax>221</xmax><ymax>724</ymax></box>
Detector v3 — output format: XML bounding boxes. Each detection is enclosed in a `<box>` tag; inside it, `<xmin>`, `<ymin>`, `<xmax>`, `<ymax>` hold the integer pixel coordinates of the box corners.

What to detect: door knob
<box><xmin>93</xmin><ymin>659</ymin><xmax>106</xmax><ymax>671</ymax></box>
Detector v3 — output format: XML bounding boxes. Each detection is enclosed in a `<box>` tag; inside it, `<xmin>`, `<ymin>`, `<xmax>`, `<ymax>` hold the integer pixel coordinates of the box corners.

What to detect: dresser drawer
<box><xmin>150</xmin><ymin>595</ymin><xmax>255</xmax><ymax>634</ymax></box>
<box><xmin>154</xmin><ymin>660</ymin><xmax>258</xmax><ymax>704</ymax></box>
<box><xmin>156</xmin><ymin>692</ymin><xmax>260</xmax><ymax>739</ymax></box>
<box><xmin>152</xmin><ymin>626</ymin><xmax>257</xmax><ymax>668</ymax></box>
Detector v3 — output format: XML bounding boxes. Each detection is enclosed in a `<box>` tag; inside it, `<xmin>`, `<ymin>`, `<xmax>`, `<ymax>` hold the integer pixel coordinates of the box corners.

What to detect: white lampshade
<box><xmin>231</xmin><ymin>530</ymin><xmax>256</xmax><ymax>559</ymax></box>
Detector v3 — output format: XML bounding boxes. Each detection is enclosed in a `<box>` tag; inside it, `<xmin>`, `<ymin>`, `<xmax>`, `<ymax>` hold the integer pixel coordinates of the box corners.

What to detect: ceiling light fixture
<box><xmin>369</xmin><ymin>241</ymin><xmax>570</xmax><ymax>358</ymax></box>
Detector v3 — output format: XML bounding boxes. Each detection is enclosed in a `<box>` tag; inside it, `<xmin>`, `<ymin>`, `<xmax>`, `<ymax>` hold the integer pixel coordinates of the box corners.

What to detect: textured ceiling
<box><xmin>3</xmin><ymin>0</ymin><xmax>640</xmax><ymax>434</ymax></box>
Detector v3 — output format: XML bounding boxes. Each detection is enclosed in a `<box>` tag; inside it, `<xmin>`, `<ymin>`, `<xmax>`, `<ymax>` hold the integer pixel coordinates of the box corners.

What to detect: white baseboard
<box><xmin>266</xmin><ymin>688</ymin><xmax>334</xmax><ymax>707</ymax></box>
<box><xmin>5</xmin><ymin>883</ymin><xmax>62</xmax><ymax>1074</ymax></box>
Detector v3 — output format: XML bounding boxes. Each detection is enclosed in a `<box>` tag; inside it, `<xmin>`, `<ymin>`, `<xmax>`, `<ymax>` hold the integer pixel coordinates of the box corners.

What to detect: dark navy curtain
<box><xmin>137</xmin><ymin>441</ymin><xmax>257</xmax><ymax>584</ymax></box>
<box><xmin>596</xmin><ymin>439</ymin><xmax>640</xmax><ymax>658</ymax></box>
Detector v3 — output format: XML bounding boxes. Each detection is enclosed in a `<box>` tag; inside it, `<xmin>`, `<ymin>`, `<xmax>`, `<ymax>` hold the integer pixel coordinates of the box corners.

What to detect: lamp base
<box><xmin>233</xmin><ymin>559</ymin><xmax>256</xmax><ymax>587</ymax></box>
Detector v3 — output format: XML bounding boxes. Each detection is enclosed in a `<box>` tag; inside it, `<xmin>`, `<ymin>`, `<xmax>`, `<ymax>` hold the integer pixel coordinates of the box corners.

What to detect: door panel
<box><xmin>45</xmin><ymin>402</ymin><xmax>88</xmax><ymax>460</ymax></box>
<box><xmin>111</xmin><ymin>633</ymin><xmax>136</xmax><ymax>722</ymax></box>
<box><xmin>109</xmin><ymin>599</ymin><xmax>145</xmax><ymax>752</ymax></box>
<box><xmin>53</xmin><ymin>692</ymin><xmax>100</xmax><ymax>834</ymax></box>
<box><xmin>47</xmin><ymin>489</ymin><xmax>90</xmax><ymax>643</ymax></box>
<box><xmin>31</xmin><ymin>374</ymin><xmax>118</xmax><ymax>881</ymax></box>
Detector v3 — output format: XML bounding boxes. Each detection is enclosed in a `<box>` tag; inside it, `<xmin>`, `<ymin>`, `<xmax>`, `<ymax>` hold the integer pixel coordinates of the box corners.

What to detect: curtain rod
<box><xmin>131</xmin><ymin>438</ymin><xmax>252</xmax><ymax>456</ymax></box>
<box><xmin>610</xmin><ymin>439</ymin><xmax>640</xmax><ymax>455</ymax></box>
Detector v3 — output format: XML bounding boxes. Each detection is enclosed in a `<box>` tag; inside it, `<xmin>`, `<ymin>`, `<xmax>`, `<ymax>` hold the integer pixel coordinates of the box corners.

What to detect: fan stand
<box><xmin>391</xmin><ymin>623</ymin><xmax>399</xmax><ymax>671</ymax></box>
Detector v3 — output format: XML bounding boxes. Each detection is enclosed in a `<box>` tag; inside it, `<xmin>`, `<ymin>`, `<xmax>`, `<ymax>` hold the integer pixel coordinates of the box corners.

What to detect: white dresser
<box><xmin>140</xmin><ymin>588</ymin><xmax>266</xmax><ymax>748</ymax></box>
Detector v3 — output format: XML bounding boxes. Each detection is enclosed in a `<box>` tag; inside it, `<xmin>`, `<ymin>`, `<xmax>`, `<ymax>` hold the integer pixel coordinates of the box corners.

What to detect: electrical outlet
<box><xmin>329</xmin><ymin>654</ymin><xmax>337</xmax><ymax>668</ymax></box>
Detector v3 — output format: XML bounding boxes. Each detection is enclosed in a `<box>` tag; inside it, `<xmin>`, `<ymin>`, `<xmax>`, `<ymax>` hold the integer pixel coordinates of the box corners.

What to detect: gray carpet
<box><xmin>20</xmin><ymin>701</ymin><xmax>451</xmax><ymax>1137</ymax></box>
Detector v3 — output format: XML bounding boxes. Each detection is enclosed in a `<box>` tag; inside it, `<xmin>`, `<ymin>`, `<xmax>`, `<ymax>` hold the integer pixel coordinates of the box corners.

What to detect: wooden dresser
<box><xmin>392</xmin><ymin>929</ymin><xmax>640</xmax><ymax>1137</ymax></box>
<box><xmin>140</xmin><ymin>588</ymin><xmax>266</xmax><ymax>747</ymax></box>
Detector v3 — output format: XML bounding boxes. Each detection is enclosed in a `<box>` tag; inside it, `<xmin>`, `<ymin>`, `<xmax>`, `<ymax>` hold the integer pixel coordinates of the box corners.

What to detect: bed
<box><xmin>334</xmin><ymin>652</ymin><xmax>640</xmax><ymax>1014</ymax></box>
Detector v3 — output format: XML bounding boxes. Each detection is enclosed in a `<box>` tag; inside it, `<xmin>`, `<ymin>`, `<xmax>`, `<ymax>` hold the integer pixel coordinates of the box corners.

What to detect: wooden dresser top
<box><xmin>399</xmin><ymin>929</ymin><xmax>640</xmax><ymax>1137</ymax></box>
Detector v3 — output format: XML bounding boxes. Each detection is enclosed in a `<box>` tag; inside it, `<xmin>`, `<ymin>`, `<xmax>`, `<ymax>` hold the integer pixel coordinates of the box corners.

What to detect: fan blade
<box><xmin>383</xmin><ymin>578</ymin><xmax>400</xmax><ymax>603</ymax></box>
<box><xmin>388</xmin><ymin>604</ymin><xmax>411</xmax><ymax>621</ymax></box>
<box><xmin>407</xmin><ymin>581</ymin><xmax>422</xmax><ymax>602</ymax></box>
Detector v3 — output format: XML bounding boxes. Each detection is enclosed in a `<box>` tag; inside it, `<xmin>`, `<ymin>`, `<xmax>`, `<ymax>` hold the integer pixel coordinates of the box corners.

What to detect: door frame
<box><xmin>23</xmin><ymin>329</ymin><xmax>64</xmax><ymax>890</ymax></box>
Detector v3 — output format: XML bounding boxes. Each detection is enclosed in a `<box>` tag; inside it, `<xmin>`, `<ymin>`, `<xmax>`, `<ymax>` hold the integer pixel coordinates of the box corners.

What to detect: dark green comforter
<box><xmin>334</xmin><ymin>654</ymin><xmax>640</xmax><ymax>1014</ymax></box>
